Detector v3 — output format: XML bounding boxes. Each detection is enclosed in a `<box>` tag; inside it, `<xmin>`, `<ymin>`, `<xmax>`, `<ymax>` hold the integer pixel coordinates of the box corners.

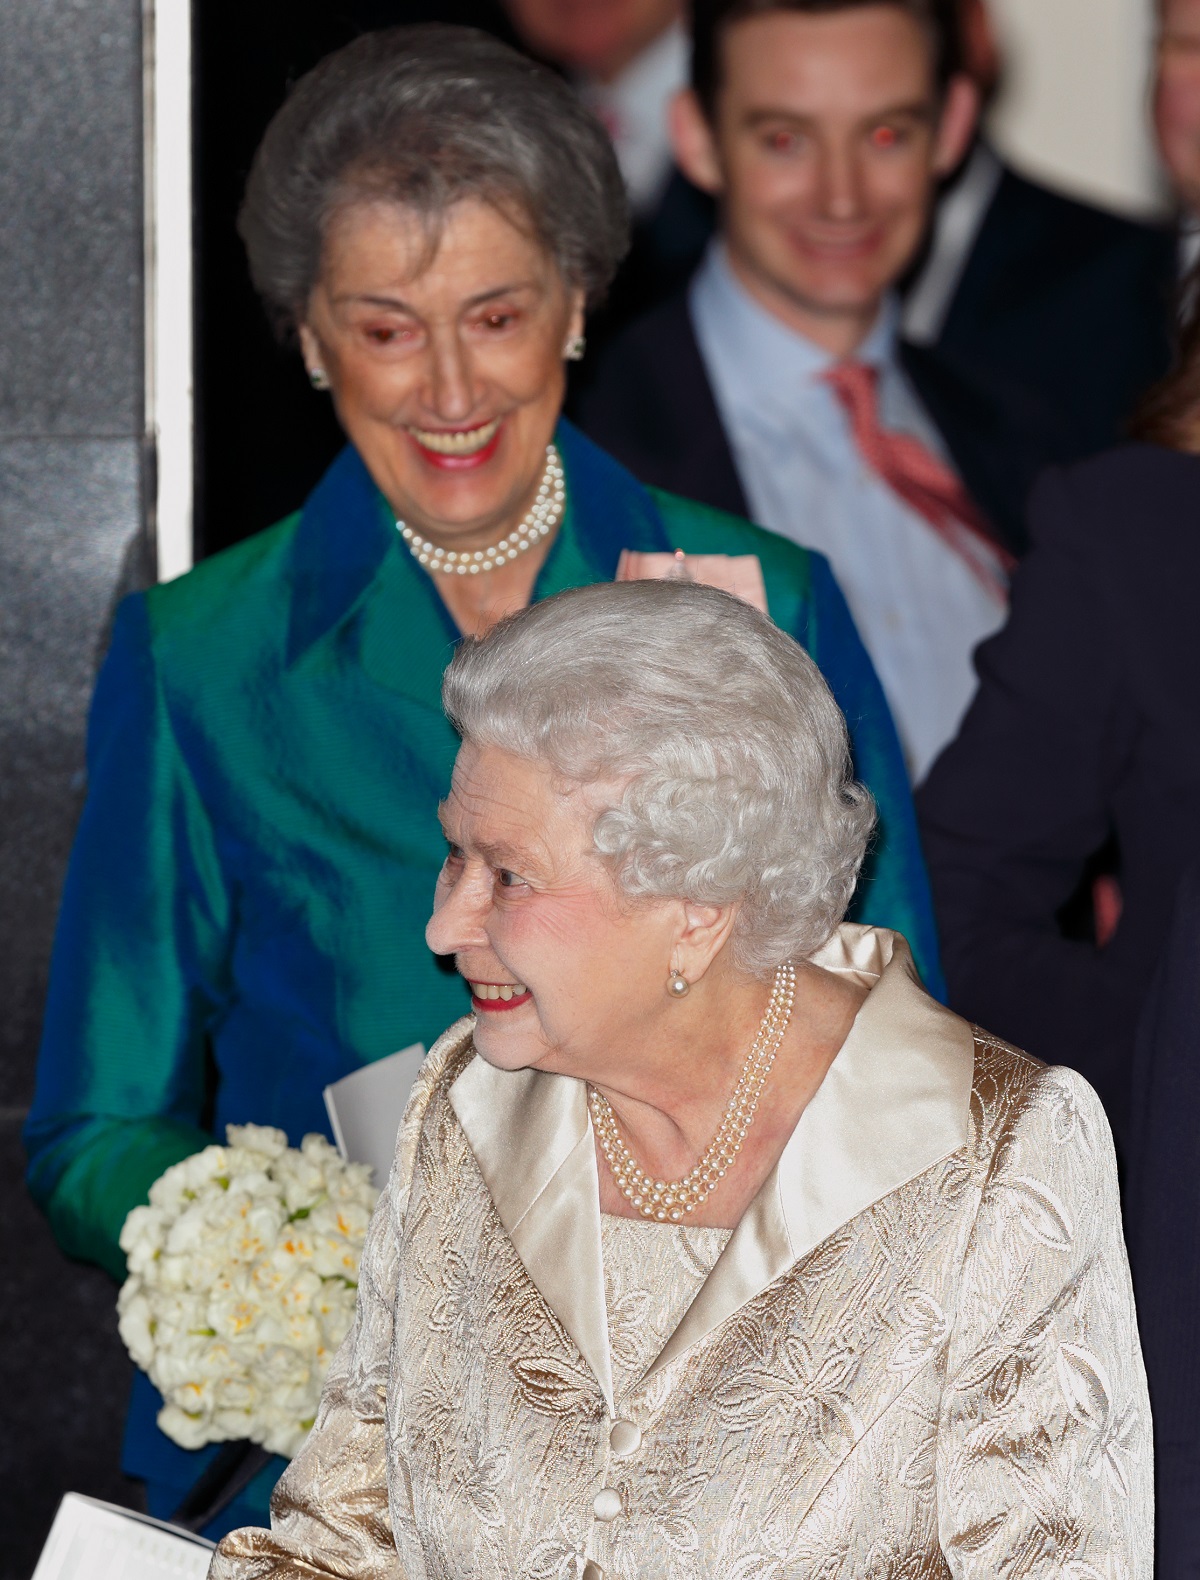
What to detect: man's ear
<box><xmin>932</xmin><ymin>72</ymin><xmax>981</xmax><ymax>178</ymax></box>
<box><xmin>669</xmin><ymin>86</ymin><xmax>726</xmax><ymax>195</ymax></box>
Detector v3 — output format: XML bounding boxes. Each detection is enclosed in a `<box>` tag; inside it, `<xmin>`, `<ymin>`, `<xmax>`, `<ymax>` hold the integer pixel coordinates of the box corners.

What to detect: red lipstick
<box><xmin>470</xmin><ymin>983</ymin><xmax>533</xmax><ymax>1013</ymax></box>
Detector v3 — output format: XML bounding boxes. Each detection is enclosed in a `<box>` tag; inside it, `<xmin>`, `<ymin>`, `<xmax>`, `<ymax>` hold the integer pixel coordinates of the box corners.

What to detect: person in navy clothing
<box><xmin>918</xmin><ymin>282</ymin><xmax>1200</xmax><ymax>1147</ymax></box>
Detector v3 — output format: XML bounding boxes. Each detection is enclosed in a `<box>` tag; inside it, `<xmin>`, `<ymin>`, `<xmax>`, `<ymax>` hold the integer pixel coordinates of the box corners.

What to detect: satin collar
<box><xmin>447</xmin><ymin>924</ymin><xmax>974</xmax><ymax>1415</ymax></box>
<box><xmin>283</xmin><ymin>418</ymin><xmax>672</xmax><ymax>670</ymax></box>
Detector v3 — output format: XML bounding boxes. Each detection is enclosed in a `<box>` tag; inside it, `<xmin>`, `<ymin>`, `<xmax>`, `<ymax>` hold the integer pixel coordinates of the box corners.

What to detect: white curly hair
<box><xmin>441</xmin><ymin>579</ymin><xmax>876</xmax><ymax>974</ymax></box>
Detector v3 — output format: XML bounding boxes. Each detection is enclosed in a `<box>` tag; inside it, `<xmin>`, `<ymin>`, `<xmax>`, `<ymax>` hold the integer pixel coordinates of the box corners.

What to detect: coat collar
<box><xmin>283</xmin><ymin>419</ymin><xmax>673</xmax><ymax>677</ymax></box>
<box><xmin>448</xmin><ymin>925</ymin><xmax>974</xmax><ymax>1412</ymax></box>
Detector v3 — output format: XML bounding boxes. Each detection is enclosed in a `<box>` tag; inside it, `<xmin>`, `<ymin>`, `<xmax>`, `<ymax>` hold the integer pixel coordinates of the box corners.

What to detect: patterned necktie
<box><xmin>823</xmin><ymin>360</ymin><xmax>1014</xmax><ymax>602</ymax></box>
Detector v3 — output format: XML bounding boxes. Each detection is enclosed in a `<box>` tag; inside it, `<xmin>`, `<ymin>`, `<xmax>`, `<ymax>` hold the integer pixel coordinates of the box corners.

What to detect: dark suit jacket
<box><xmin>1126</xmin><ymin>861</ymin><xmax>1200</xmax><ymax>1577</ymax></box>
<box><xmin>917</xmin><ymin>444</ymin><xmax>1200</xmax><ymax>1143</ymax></box>
<box><xmin>575</xmin><ymin>151</ymin><xmax>1177</xmax><ymax>458</ymax></box>
<box><xmin>574</xmin><ymin>289</ymin><xmax>1077</xmax><ymax>558</ymax></box>
<box><xmin>926</xmin><ymin>161</ymin><xmax>1177</xmax><ymax>458</ymax></box>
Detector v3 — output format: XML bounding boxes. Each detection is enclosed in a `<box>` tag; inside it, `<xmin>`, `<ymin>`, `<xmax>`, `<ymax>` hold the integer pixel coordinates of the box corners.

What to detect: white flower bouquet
<box><xmin>117</xmin><ymin>1124</ymin><xmax>377</xmax><ymax>1459</ymax></box>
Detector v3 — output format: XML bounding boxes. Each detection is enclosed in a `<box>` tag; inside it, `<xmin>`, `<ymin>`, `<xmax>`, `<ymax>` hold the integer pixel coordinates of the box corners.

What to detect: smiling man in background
<box><xmin>579</xmin><ymin>0</ymin><xmax>1071</xmax><ymax>781</ymax></box>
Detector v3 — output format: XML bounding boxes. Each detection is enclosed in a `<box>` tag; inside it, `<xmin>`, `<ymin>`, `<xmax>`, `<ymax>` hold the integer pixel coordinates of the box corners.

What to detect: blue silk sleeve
<box><xmin>24</xmin><ymin>595</ymin><xmax>228</xmax><ymax>1279</ymax></box>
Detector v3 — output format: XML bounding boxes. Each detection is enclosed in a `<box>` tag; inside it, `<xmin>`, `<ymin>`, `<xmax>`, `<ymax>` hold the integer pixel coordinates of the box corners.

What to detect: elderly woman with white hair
<box><xmin>212</xmin><ymin>579</ymin><xmax>1151</xmax><ymax>1579</ymax></box>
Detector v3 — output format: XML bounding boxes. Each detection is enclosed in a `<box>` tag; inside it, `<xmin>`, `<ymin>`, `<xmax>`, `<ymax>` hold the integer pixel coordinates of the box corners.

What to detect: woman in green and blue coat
<box><xmin>26</xmin><ymin>24</ymin><xmax>941</xmax><ymax>1535</ymax></box>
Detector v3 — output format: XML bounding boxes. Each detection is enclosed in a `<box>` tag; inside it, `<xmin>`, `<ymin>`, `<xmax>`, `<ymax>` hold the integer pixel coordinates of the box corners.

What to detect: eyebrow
<box><xmin>333</xmin><ymin>280</ymin><xmax>541</xmax><ymax>313</ymax></box>
<box><xmin>437</xmin><ymin>810</ymin><xmax>542</xmax><ymax>873</ymax></box>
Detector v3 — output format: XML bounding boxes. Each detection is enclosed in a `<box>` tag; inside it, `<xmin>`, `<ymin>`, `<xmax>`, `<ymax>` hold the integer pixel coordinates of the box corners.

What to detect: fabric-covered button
<box><xmin>593</xmin><ymin>1487</ymin><xmax>623</xmax><ymax>1521</ymax></box>
<box><xmin>609</xmin><ymin>1419</ymin><xmax>642</xmax><ymax>1457</ymax></box>
<box><xmin>582</xmin><ymin>1563</ymin><xmax>604</xmax><ymax>1580</ymax></box>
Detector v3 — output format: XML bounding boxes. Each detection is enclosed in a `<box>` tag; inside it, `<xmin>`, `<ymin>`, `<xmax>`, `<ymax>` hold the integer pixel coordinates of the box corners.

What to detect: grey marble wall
<box><xmin>0</xmin><ymin>0</ymin><xmax>149</xmax><ymax>1567</ymax></box>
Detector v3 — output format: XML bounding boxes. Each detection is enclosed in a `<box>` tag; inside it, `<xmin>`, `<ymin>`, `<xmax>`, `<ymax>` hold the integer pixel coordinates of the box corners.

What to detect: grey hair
<box><xmin>442</xmin><ymin>581</ymin><xmax>876</xmax><ymax>974</ymax></box>
<box><xmin>239</xmin><ymin>24</ymin><xmax>630</xmax><ymax>335</ymax></box>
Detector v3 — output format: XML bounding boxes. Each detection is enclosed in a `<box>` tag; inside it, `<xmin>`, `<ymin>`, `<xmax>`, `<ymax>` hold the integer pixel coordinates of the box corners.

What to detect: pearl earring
<box><xmin>564</xmin><ymin>335</ymin><xmax>586</xmax><ymax>362</ymax></box>
<box><xmin>308</xmin><ymin>367</ymin><xmax>330</xmax><ymax>390</ymax></box>
<box><xmin>668</xmin><ymin>969</ymin><xmax>690</xmax><ymax>998</ymax></box>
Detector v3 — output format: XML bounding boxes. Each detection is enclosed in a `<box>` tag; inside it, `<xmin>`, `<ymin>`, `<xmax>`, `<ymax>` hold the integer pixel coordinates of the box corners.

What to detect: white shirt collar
<box><xmin>577</xmin><ymin>21</ymin><xmax>688</xmax><ymax>216</ymax></box>
<box><xmin>689</xmin><ymin>240</ymin><xmax>902</xmax><ymax>418</ymax></box>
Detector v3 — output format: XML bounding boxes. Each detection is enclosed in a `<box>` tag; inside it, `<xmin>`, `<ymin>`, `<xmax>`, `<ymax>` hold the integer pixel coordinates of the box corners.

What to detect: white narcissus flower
<box><xmin>117</xmin><ymin>1125</ymin><xmax>378</xmax><ymax>1460</ymax></box>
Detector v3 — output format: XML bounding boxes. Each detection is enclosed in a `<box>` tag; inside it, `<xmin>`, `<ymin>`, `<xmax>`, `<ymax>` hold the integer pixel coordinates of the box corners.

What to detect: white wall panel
<box><xmin>986</xmin><ymin>0</ymin><xmax>1169</xmax><ymax>216</ymax></box>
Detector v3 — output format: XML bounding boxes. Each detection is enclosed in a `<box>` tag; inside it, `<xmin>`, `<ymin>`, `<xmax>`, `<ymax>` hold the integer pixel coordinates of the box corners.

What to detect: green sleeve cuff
<box><xmin>43</xmin><ymin>1118</ymin><xmax>214</xmax><ymax>1281</ymax></box>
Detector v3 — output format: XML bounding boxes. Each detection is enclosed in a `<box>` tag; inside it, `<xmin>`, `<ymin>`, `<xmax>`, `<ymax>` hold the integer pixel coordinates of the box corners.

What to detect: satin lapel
<box><xmin>543</xmin><ymin>420</ymin><xmax>673</xmax><ymax>593</ymax></box>
<box><xmin>645</xmin><ymin>926</ymin><xmax>974</xmax><ymax>1381</ymax></box>
<box><xmin>355</xmin><ymin>541</ymin><xmax>462</xmax><ymax>708</ymax></box>
<box><xmin>283</xmin><ymin>442</ymin><xmax>460</xmax><ymax>709</ymax></box>
<box><xmin>331</xmin><ymin>422</ymin><xmax>676</xmax><ymax>704</ymax></box>
<box><xmin>285</xmin><ymin>446</ymin><xmax>398</xmax><ymax>668</ymax></box>
<box><xmin>449</xmin><ymin>1050</ymin><xmax>615</xmax><ymax>1416</ymax></box>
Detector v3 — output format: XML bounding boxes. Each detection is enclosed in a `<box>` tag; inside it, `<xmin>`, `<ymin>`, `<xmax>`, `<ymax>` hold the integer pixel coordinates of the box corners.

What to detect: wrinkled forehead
<box><xmin>441</xmin><ymin>741</ymin><xmax>615</xmax><ymax>864</ymax></box>
<box><xmin>318</xmin><ymin>192</ymin><xmax>554</xmax><ymax>296</ymax></box>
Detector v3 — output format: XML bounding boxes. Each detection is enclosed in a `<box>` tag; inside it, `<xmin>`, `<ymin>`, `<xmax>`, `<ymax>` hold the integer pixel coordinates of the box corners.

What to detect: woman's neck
<box><xmin>592</xmin><ymin>961</ymin><xmax>867</xmax><ymax>1229</ymax></box>
<box><xmin>430</xmin><ymin>532</ymin><xmax>556</xmax><ymax>637</ymax></box>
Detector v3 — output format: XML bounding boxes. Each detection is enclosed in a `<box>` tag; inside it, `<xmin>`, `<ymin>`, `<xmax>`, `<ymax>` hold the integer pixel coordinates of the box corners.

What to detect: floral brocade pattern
<box><xmin>211</xmin><ymin>1028</ymin><xmax>1151</xmax><ymax>1580</ymax></box>
<box><xmin>600</xmin><ymin>1217</ymin><xmax>731</xmax><ymax>1402</ymax></box>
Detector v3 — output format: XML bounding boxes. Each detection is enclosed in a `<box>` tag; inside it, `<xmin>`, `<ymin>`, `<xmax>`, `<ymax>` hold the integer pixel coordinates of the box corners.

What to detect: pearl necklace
<box><xmin>398</xmin><ymin>444</ymin><xmax>565</xmax><ymax>575</ymax></box>
<box><xmin>590</xmin><ymin>961</ymin><xmax>796</xmax><ymax>1222</ymax></box>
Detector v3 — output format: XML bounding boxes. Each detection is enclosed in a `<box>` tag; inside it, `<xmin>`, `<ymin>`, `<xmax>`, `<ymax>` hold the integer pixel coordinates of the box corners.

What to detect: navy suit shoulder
<box><xmin>1018</xmin><ymin>442</ymin><xmax>1200</xmax><ymax>619</ymax></box>
<box><xmin>937</xmin><ymin>166</ymin><xmax>1177</xmax><ymax>454</ymax></box>
<box><xmin>1026</xmin><ymin>438</ymin><xmax>1200</xmax><ymax>534</ymax></box>
<box><xmin>917</xmin><ymin>439</ymin><xmax>1200</xmax><ymax>1138</ymax></box>
<box><xmin>578</xmin><ymin>285</ymin><xmax>1075</xmax><ymax>556</ymax></box>
<box><xmin>572</xmin><ymin>292</ymin><xmax>748</xmax><ymax>518</ymax></box>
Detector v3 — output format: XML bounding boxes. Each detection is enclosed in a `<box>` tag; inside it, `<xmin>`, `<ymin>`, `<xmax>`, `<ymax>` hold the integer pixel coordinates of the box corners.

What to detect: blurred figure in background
<box><xmin>503</xmin><ymin>0</ymin><xmax>716</xmax><ymax>331</ymax></box>
<box><xmin>579</xmin><ymin>0</ymin><xmax>1074</xmax><ymax>781</ymax></box>
<box><xmin>917</xmin><ymin>268</ymin><xmax>1200</xmax><ymax>1148</ymax></box>
<box><xmin>902</xmin><ymin>0</ymin><xmax>1177</xmax><ymax>458</ymax></box>
<box><xmin>1158</xmin><ymin>0</ymin><xmax>1200</xmax><ymax>272</ymax></box>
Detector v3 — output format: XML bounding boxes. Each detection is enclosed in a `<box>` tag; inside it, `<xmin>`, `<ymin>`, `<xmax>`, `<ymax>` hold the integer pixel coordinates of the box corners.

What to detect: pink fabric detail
<box><xmin>615</xmin><ymin>549</ymin><xmax>769</xmax><ymax>613</ymax></box>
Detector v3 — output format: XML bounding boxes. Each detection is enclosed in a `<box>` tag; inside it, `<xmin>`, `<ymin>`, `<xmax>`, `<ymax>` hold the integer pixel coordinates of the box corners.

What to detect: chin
<box><xmin>470</xmin><ymin>1018</ymin><xmax>544</xmax><ymax>1073</ymax></box>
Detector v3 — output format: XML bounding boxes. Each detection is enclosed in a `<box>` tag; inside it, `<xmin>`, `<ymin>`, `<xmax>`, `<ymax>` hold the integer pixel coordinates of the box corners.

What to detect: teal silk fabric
<box><xmin>24</xmin><ymin>421</ymin><xmax>940</xmax><ymax>1517</ymax></box>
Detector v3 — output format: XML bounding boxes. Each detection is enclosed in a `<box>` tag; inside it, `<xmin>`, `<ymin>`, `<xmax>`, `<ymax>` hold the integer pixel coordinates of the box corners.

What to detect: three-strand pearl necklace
<box><xmin>590</xmin><ymin>961</ymin><xmax>797</xmax><ymax>1222</ymax></box>
<box><xmin>398</xmin><ymin>443</ymin><xmax>565</xmax><ymax>575</ymax></box>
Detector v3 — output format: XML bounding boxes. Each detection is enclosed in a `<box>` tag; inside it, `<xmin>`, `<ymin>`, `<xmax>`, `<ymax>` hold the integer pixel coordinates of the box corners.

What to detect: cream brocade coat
<box><xmin>211</xmin><ymin>927</ymin><xmax>1152</xmax><ymax>1579</ymax></box>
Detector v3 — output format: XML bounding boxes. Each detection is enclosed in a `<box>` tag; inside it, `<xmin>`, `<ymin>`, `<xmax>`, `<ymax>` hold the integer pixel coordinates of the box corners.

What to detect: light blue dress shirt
<box><xmin>690</xmin><ymin>243</ymin><xmax>1007</xmax><ymax>783</ymax></box>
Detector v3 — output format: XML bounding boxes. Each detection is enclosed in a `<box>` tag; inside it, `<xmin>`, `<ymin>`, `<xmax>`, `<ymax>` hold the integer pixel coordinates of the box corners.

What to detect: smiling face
<box><xmin>1157</xmin><ymin>0</ymin><xmax>1200</xmax><ymax>212</ymax></box>
<box><xmin>425</xmin><ymin>741</ymin><xmax>689</xmax><ymax>1076</ymax></box>
<box><xmin>299</xmin><ymin>196</ymin><xmax>584</xmax><ymax>551</ymax></box>
<box><xmin>671</xmin><ymin>5</ymin><xmax>977</xmax><ymax>354</ymax></box>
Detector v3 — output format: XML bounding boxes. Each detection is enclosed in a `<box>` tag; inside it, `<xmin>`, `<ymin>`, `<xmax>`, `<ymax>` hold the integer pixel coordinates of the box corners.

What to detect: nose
<box><xmin>426</xmin><ymin>863</ymin><xmax>490</xmax><ymax>958</ymax></box>
<box><xmin>817</xmin><ymin>140</ymin><xmax>865</xmax><ymax>222</ymax></box>
<box><xmin>424</xmin><ymin>325</ymin><xmax>477</xmax><ymax>424</ymax></box>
